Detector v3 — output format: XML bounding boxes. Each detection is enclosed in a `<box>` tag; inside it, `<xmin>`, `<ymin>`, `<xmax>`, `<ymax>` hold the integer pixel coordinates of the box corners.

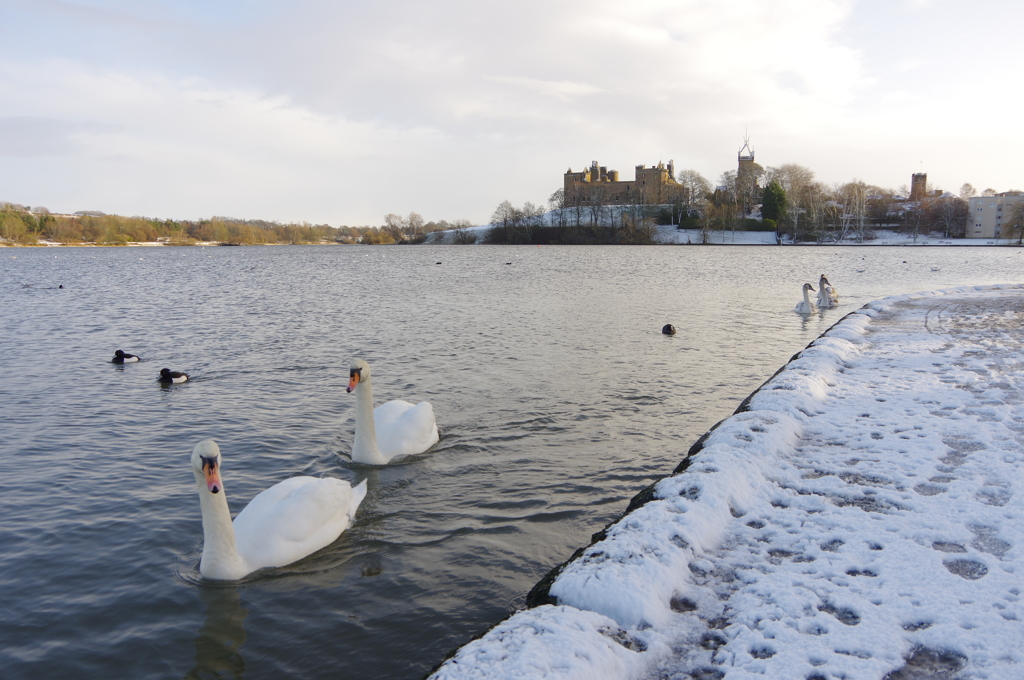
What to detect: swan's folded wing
<box><xmin>232</xmin><ymin>476</ymin><xmax>359</xmax><ymax>571</ymax></box>
<box><xmin>373</xmin><ymin>399</ymin><xmax>417</xmax><ymax>427</ymax></box>
<box><xmin>375</xmin><ymin>400</ymin><xmax>439</xmax><ymax>458</ymax></box>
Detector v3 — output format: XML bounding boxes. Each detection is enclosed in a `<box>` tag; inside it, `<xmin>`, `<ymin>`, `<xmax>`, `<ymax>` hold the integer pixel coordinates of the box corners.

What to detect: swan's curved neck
<box><xmin>803</xmin><ymin>287</ymin><xmax>812</xmax><ymax>306</ymax></box>
<box><xmin>353</xmin><ymin>375</ymin><xmax>388</xmax><ymax>465</ymax></box>
<box><xmin>195</xmin><ymin>472</ymin><xmax>247</xmax><ymax>580</ymax></box>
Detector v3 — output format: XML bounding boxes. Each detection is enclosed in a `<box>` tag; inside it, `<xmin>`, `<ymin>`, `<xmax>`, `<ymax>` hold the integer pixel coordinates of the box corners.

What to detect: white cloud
<box><xmin>0</xmin><ymin>0</ymin><xmax>1021</xmax><ymax>223</ymax></box>
<box><xmin>487</xmin><ymin>77</ymin><xmax>606</xmax><ymax>102</ymax></box>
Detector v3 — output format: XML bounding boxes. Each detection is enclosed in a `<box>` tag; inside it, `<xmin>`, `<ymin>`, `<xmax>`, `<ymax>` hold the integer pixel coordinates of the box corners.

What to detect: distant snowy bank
<box><xmin>429</xmin><ymin>223</ymin><xmax>1018</xmax><ymax>247</ymax></box>
<box><xmin>430</xmin><ymin>284</ymin><xmax>1024</xmax><ymax>680</ymax></box>
<box><xmin>660</xmin><ymin>227</ymin><xmax>1016</xmax><ymax>247</ymax></box>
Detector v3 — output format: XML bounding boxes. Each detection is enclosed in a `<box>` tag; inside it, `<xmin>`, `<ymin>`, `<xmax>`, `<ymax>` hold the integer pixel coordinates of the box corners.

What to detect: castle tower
<box><xmin>910</xmin><ymin>173</ymin><xmax>927</xmax><ymax>201</ymax></box>
<box><xmin>738</xmin><ymin>135</ymin><xmax>755</xmax><ymax>175</ymax></box>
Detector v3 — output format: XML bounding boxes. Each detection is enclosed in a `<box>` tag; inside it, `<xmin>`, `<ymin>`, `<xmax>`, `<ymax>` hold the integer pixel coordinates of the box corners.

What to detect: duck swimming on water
<box><xmin>158</xmin><ymin>368</ymin><xmax>190</xmax><ymax>384</ymax></box>
<box><xmin>112</xmin><ymin>350</ymin><xmax>140</xmax><ymax>363</ymax></box>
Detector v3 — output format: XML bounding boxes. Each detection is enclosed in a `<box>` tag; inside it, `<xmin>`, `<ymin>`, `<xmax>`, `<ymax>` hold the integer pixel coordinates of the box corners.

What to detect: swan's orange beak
<box><xmin>202</xmin><ymin>456</ymin><xmax>222</xmax><ymax>494</ymax></box>
<box><xmin>347</xmin><ymin>370</ymin><xmax>360</xmax><ymax>393</ymax></box>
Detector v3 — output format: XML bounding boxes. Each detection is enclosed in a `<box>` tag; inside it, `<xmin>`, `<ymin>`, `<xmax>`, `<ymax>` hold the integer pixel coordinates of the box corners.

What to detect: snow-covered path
<box><xmin>430</xmin><ymin>285</ymin><xmax>1024</xmax><ymax>680</ymax></box>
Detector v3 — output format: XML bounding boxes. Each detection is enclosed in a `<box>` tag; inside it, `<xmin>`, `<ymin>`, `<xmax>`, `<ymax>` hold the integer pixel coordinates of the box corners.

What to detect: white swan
<box><xmin>191</xmin><ymin>439</ymin><xmax>367</xmax><ymax>580</ymax></box>
<box><xmin>816</xmin><ymin>274</ymin><xmax>839</xmax><ymax>308</ymax></box>
<box><xmin>347</xmin><ymin>359</ymin><xmax>439</xmax><ymax>465</ymax></box>
<box><xmin>795</xmin><ymin>283</ymin><xmax>818</xmax><ymax>314</ymax></box>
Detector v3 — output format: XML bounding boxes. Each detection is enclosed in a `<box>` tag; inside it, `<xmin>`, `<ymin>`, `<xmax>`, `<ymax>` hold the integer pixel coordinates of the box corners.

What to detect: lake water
<box><xmin>2</xmin><ymin>244</ymin><xmax>1021</xmax><ymax>680</ymax></box>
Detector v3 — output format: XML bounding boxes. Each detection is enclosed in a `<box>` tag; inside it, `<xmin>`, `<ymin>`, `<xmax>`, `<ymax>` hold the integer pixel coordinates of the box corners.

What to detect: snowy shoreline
<box><xmin>3</xmin><ymin>227</ymin><xmax>1021</xmax><ymax>248</ymax></box>
<box><xmin>429</xmin><ymin>284</ymin><xmax>1024</xmax><ymax>680</ymax></box>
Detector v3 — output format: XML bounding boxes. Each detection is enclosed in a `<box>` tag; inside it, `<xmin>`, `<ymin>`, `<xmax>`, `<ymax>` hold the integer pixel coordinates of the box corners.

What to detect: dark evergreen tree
<box><xmin>761</xmin><ymin>180</ymin><xmax>787</xmax><ymax>223</ymax></box>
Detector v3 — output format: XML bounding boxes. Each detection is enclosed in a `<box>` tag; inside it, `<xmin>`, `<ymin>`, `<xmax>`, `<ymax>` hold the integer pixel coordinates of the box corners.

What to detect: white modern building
<box><xmin>967</xmin><ymin>191</ymin><xmax>1023</xmax><ymax>238</ymax></box>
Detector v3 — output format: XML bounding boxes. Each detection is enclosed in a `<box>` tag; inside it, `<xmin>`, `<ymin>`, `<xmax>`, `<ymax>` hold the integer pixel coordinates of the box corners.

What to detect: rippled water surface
<box><xmin>2</xmin><ymin>244</ymin><xmax>1021</xmax><ymax>679</ymax></box>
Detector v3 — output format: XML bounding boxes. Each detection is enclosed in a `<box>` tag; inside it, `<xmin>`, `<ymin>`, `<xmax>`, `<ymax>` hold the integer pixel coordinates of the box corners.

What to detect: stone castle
<box><xmin>563</xmin><ymin>141</ymin><xmax>755</xmax><ymax>207</ymax></box>
<box><xmin>563</xmin><ymin>160</ymin><xmax>685</xmax><ymax>206</ymax></box>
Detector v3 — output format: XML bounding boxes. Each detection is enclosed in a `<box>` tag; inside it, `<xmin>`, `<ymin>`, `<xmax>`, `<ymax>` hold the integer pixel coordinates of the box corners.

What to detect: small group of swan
<box><xmin>794</xmin><ymin>274</ymin><xmax>839</xmax><ymax>314</ymax></box>
<box><xmin>110</xmin><ymin>349</ymin><xmax>191</xmax><ymax>383</ymax></box>
<box><xmin>191</xmin><ymin>359</ymin><xmax>437</xmax><ymax>580</ymax></box>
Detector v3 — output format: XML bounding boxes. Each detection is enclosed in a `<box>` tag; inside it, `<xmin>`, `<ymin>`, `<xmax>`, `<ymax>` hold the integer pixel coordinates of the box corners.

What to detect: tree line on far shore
<box><xmin>7</xmin><ymin>165</ymin><xmax>1023</xmax><ymax>248</ymax></box>
<box><xmin>475</xmin><ymin>164</ymin><xmax>1024</xmax><ymax>245</ymax></box>
<box><xmin>0</xmin><ymin>204</ymin><xmax>468</xmax><ymax>246</ymax></box>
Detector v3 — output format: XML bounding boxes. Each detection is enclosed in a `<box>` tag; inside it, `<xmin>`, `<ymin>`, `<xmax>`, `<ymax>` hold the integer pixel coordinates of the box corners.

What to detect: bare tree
<box><xmin>676</xmin><ymin>169</ymin><xmax>711</xmax><ymax>216</ymax></box>
<box><xmin>586</xmin><ymin>184</ymin><xmax>607</xmax><ymax>227</ymax></box>
<box><xmin>568</xmin><ymin>185</ymin><xmax>587</xmax><ymax>228</ymax></box>
<box><xmin>489</xmin><ymin>200</ymin><xmax>543</xmax><ymax>243</ymax></box>
<box><xmin>802</xmin><ymin>182</ymin><xmax>831</xmax><ymax>243</ymax></box>
<box><xmin>489</xmin><ymin>200</ymin><xmax>516</xmax><ymax>242</ymax></box>
<box><xmin>522</xmin><ymin>201</ymin><xmax>546</xmax><ymax>229</ymax></box>
<box><xmin>866</xmin><ymin>186</ymin><xmax>898</xmax><ymax>228</ymax></box>
<box><xmin>929</xmin><ymin>196</ymin><xmax>968</xmax><ymax>238</ymax></box>
<box><xmin>619</xmin><ymin>214</ymin><xmax>659</xmax><ymax>244</ymax></box>
<box><xmin>383</xmin><ymin>213</ymin><xmax>406</xmax><ymax>241</ymax></box>
<box><xmin>841</xmin><ymin>181</ymin><xmax>868</xmax><ymax>242</ymax></box>
<box><xmin>902</xmin><ymin>201</ymin><xmax>925</xmax><ymax>242</ymax></box>
<box><xmin>764</xmin><ymin>164</ymin><xmax>815</xmax><ymax>241</ymax></box>
<box><xmin>548</xmin><ymin>189</ymin><xmax>566</xmax><ymax>227</ymax></box>
<box><xmin>450</xmin><ymin>219</ymin><xmax>477</xmax><ymax>244</ymax></box>
<box><xmin>424</xmin><ymin>222</ymin><xmax>448</xmax><ymax>244</ymax></box>
<box><xmin>698</xmin><ymin>201</ymin><xmax>732</xmax><ymax>244</ymax></box>
<box><xmin>1005</xmin><ymin>201</ymin><xmax>1024</xmax><ymax>244</ymax></box>
<box><xmin>735</xmin><ymin>163</ymin><xmax>764</xmax><ymax>218</ymax></box>
<box><xmin>959</xmin><ymin>183</ymin><xmax>976</xmax><ymax>202</ymax></box>
<box><xmin>626</xmin><ymin>184</ymin><xmax>656</xmax><ymax>234</ymax></box>
<box><xmin>717</xmin><ymin>170</ymin><xmax>737</xmax><ymax>202</ymax></box>
<box><xmin>815</xmin><ymin>183</ymin><xmax>845</xmax><ymax>242</ymax></box>
<box><xmin>406</xmin><ymin>212</ymin><xmax>425</xmax><ymax>237</ymax></box>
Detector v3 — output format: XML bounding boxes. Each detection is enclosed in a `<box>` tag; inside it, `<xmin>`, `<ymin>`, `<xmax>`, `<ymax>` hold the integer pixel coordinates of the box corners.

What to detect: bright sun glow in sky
<box><xmin>0</xmin><ymin>0</ymin><xmax>1020</xmax><ymax>226</ymax></box>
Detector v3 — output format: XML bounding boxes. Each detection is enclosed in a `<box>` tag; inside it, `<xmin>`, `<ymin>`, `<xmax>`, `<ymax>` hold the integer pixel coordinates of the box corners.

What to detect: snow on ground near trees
<box><xmin>439</xmin><ymin>222</ymin><xmax>1014</xmax><ymax>246</ymax></box>
<box><xmin>659</xmin><ymin>227</ymin><xmax>1015</xmax><ymax>246</ymax></box>
<box><xmin>430</xmin><ymin>285</ymin><xmax>1024</xmax><ymax>680</ymax></box>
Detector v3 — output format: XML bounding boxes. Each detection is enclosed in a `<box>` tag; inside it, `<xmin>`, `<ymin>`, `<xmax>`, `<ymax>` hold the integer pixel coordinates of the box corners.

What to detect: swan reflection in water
<box><xmin>184</xmin><ymin>586</ymin><xmax>248</xmax><ymax>680</ymax></box>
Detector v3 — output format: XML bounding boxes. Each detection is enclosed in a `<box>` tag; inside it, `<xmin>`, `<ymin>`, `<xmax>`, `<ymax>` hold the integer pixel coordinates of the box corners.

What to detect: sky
<box><xmin>0</xmin><ymin>0</ymin><xmax>1021</xmax><ymax>226</ymax></box>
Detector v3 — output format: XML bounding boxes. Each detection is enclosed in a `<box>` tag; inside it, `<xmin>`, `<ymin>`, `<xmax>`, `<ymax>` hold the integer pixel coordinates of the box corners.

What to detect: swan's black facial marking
<box><xmin>201</xmin><ymin>455</ymin><xmax>221</xmax><ymax>493</ymax></box>
<box><xmin>347</xmin><ymin>367</ymin><xmax>362</xmax><ymax>393</ymax></box>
